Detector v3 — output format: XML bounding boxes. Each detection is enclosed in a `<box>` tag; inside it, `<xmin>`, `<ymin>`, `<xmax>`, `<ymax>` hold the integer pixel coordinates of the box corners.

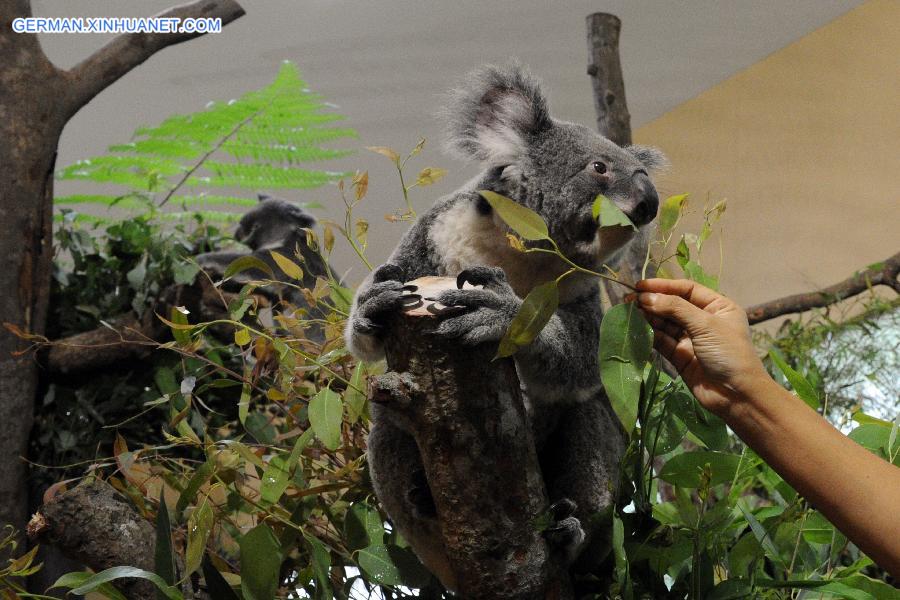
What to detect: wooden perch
<box><xmin>42</xmin><ymin>277</ymin><xmax>228</xmax><ymax>375</ymax></box>
<box><xmin>370</xmin><ymin>277</ymin><xmax>571</xmax><ymax>599</ymax></box>
<box><xmin>586</xmin><ymin>13</ymin><xmax>654</xmax><ymax>309</ymax></box>
<box><xmin>62</xmin><ymin>0</ymin><xmax>246</xmax><ymax>118</ymax></box>
<box><xmin>27</xmin><ymin>481</ymin><xmax>159</xmax><ymax>600</ymax></box>
<box><xmin>746</xmin><ymin>251</ymin><xmax>900</xmax><ymax>325</ymax></box>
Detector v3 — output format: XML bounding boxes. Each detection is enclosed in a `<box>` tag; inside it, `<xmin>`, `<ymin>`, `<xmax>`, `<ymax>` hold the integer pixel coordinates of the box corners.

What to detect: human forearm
<box><xmin>725</xmin><ymin>377</ymin><xmax>900</xmax><ymax>576</ymax></box>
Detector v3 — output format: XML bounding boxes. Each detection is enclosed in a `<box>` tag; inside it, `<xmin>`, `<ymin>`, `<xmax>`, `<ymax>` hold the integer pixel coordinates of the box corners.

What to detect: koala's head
<box><xmin>235</xmin><ymin>193</ymin><xmax>317</xmax><ymax>250</ymax></box>
<box><xmin>443</xmin><ymin>63</ymin><xmax>667</xmax><ymax>269</ymax></box>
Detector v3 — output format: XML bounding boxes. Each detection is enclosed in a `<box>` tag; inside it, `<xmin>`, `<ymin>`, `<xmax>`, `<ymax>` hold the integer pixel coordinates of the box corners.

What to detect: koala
<box><xmin>196</xmin><ymin>194</ymin><xmax>331</xmax><ymax>336</ymax></box>
<box><xmin>345</xmin><ymin>64</ymin><xmax>666</xmax><ymax>588</ymax></box>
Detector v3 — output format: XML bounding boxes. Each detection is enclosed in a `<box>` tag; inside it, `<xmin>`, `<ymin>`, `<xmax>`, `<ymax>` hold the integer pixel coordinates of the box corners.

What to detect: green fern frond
<box><xmin>55</xmin><ymin>61</ymin><xmax>356</xmax><ymax>220</ymax></box>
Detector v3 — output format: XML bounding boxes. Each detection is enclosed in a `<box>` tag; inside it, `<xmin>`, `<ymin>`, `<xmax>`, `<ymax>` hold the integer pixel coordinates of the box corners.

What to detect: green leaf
<box><xmin>175</xmin><ymin>459</ymin><xmax>215</xmax><ymax>515</ymax></box>
<box><xmin>682</xmin><ymin>260</ymin><xmax>718</xmax><ymax>290</ymax></box>
<box><xmin>68</xmin><ymin>567</ymin><xmax>183</xmax><ymax>600</ymax></box>
<box><xmin>358</xmin><ymin>544</ymin><xmax>402</xmax><ymax>586</ymax></box>
<box><xmin>659</xmin><ymin>451</ymin><xmax>741</xmax><ymax>488</ymax></box>
<box><xmin>260</xmin><ymin>454</ymin><xmax>291</xmax><ymax>505</ymax></box>
<box><xmin>154</xmin><ymin>492</ymin><xmax>176</xmax><ymax>598</ymax></box>
<box><xmin>269</xmin><ymin>250</ymin><xmax>303</xmax><ymax>280</ymax></box>
<box><xmin>309</xmin><ymin>387</ymin><xmax>343</xmax><ymax>450</ymax></box>
<box><xmin>173</xmin><ymin>260</ymin><xmax>200</xmax><ymax>285</ymax></box>
<box><xmin>51</xmin><ymin>571</ymin><xmax>128</xmax><ymax>600</ymax></box>
<box><xmin>593</xmin><ymin>194</ymin><xmax>636</xmax><ymax>230</ymax></box>
<box><xmin>610</xmin><ymin>513</ymin><xmax>632</xmax><ymax>600</ymax></box>
<box><xmin>201</xmin><ymin>556</ymin><xmax>239</xmax><ymax>600</ymax></box>
<box><xmin>344</xmin><ymin>502</ymin><xmax>385</xmax><ymax>550</ymax></box>
<box><xmin>415</xmin><ymin>167</ymin><xmax>448</xmax><ymax>187</ymax></box>
<box><xmin>344</xmin><ymin>363</ymin><xmax>368</xmax><ymax>424</ymax></box>
<box><xmin>768</xmin><ymin>350</ymin><xmax>820</xmax><ymax>409</ymax></box>
<box><xmin>223</xmin><ymin>255</ymin><xmax>274</xmax><ymax>280</ymax></box>
<box><xmin>738</xmin><ymin>504</ymin><xmax>782</xmax><ymax>564</ymax></box>
<box><xmin>168</xmin><ymin>307</ymin><xmax>192</xmax><ymax>345</ymax></box>
<box><xmin>496</xmin><ymin>281</ymin><xmax>559</xmax><ymax>358</ymax></box>
<box><xmin>478</xmin><ymin>190</ymin><xmax>549</xmax><ymax>240</ymax></box>
<box><xmin>240</xmin><ymin>524</ymin><xmax>282</xmax><ymax>600</ymax></box>
<box><xmin>185</xmin><ymin>495</ymin><xmax>214</xmax><ymax>576</ymax></box>
<box><xmin>659</xmin><ymin>193</ymin><xmax>689</xmax><ymax>235</ymax></box>
<box><xmin>307</xmin><ymin>535</ymin><xmax>332</xmax><ymax>600</ymax></box>
<box><xmin>599</xmin><ymin>303</ymin><xmax>653</xmax><ymax>432</ymax></box>
<box><xmin>848</xmin><ymin>423</ymin><xmax>891</xmax><ymax>454</ymax></box>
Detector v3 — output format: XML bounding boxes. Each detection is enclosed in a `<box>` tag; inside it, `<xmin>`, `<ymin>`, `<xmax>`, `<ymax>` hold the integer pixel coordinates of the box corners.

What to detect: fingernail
<box><xmin>639</xmin><ymin>292</ymin><xmax>658</xmax><ymax>304</ymax></box>
<box><xmin>624</xmin><ymin>293</ymin><xmax>636</xmax><ymax>303</ymax></box>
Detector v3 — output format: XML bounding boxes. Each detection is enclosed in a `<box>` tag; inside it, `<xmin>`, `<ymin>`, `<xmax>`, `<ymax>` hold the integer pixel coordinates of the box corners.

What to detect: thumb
<box><xmin>639</xmin><ymin>292</ymin><xmax>710</xmax><ymax>335</ymax></box>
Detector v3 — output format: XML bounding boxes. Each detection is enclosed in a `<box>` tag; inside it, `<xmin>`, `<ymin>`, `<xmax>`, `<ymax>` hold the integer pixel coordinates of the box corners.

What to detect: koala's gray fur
<box><xmin>196</xmin><ymin>194</ymin><xmax>330</xmax><ymax>335</ymax></box>
<box><xmin>345</xmin><ymin>63</ymin><xmax>666</xmax><ymax>588</ymax></box>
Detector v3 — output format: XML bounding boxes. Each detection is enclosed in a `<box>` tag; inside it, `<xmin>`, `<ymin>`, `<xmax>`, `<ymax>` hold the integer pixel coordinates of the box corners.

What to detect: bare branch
<box><xmin>746</xmin><ymin>251</ymin><xmax>900</xmax><ymax>325</ymax></box>
<box><xmin>62</xmin><ymin>0</ymin><xmax>245</xmax><ymax>118</ymax></box>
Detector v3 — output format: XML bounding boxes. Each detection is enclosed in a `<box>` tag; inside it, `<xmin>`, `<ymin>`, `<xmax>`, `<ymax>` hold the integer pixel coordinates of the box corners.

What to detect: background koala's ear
<box><xmin>257</xmin><ymin>193</ymin><xmax>273</xmax><ymax>202</ymax></box>
<box><xmin>442</xmin><ymin>62</ymin><xmax>552</xmax><ymax>164</ymax></box>
<box><xmin>627</xmin><ymin>145</ymin><xmax>669</xmax><ymax>173</ymax></box>
<box><xmin>287</xmin><ymin>204</ymin><xmax>317</xmax><ymax>228</ymax></box>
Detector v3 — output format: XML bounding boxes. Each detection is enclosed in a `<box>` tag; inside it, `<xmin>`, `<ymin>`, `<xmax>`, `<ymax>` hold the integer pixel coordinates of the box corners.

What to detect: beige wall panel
<box><xmin>635</xmin><ymin>0</ymin><xmax>898</xmax><ymax>307</ymax></box>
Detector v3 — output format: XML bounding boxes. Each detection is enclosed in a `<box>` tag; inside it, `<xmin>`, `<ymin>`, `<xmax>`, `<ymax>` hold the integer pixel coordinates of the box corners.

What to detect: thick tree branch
<box><xmin>62</xmin><ymin>0</ymin><xmax>245</xmax><ymax>118</ymax></box>
<box><xmin>27</xmin><ymin>481</ymin><xmax>158</xmax><ymax>600</ymax></box>
<box><xmin>586</xmin><ymin>13</ymin><xmax>654</xmax><ymax>310</ymax></box>
<box><xmin>746</xmin><ymin>251</ymin><xmax>900</xmax><ymax>325</ymax></box>
<box><xmin>372</xmin><ymin>278</ymin><xmax>571</xmax><ymax>599</ymax></box>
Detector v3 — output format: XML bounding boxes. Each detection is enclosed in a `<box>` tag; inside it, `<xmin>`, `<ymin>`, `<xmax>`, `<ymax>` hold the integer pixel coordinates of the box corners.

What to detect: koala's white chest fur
<box><xmin>429</xmin><ymin>200</ymin><xmax>557</xmax><ymax>297</ymax></box>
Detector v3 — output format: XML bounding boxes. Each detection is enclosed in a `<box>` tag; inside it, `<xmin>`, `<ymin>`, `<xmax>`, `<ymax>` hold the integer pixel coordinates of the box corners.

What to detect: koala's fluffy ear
<box><xmin>443</xmin><ymin>63</ymin><xmax>551</xmax><ymax>164</ymax></box>
<box><xmin>627</xmin><ymin>145</ymin><xmax>669</xmax><ymax>174</ymax></box>
<box><xmin>258</xmin><ymin>193</ymin><xmax>273</xmax><ymax>202</ymax></box>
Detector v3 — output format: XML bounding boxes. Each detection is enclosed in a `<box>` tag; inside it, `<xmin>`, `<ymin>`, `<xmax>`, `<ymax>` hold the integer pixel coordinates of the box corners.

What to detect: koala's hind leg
<box><xmin>541</xmin><ymin>396</ymin><xmax>626</xmax><ymax>572</ymax></box>
<box><xmin>367</xmin><ymin>418</ymin><xmax>457</xmax><ymax>591</ymax></box>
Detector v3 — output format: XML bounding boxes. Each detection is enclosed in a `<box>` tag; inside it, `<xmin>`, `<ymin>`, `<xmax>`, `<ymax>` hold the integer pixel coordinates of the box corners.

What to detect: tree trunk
<box><xmin>0</xmin><ymin>0</ymin><xmax>245</xmax><ymax>548</ymax></box>
<box><xmin>586</xmin><ymin>13</ymin><xmax>655</xmax><ymax>306</ymax></box>
<box><xmin>0</xmin><ymin>4</ymin><xmax>66</xmax><ymax>544</ymax></box>
<box><xmin>370</xmin><ymin>278</ymin><xmax>571</xmax><ymax>599</ymax></box>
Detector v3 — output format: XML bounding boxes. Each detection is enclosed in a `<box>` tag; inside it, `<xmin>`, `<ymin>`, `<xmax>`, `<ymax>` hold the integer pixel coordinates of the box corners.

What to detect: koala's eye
<box><xmin>591</xmin><ymin>161</ymin><xmax>607</xmax><ymax>174</ymax></box>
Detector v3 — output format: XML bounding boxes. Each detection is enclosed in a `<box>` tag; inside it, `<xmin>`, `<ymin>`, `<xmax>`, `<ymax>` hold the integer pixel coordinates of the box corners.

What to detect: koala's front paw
<box><xmin>544</xmin><ymin>498</ymin><xmax>586</xmax><ymax>563</ymax></box>
<box><xmin>351</xmin><ymin>263</ymin><xmax>417</xmax><ymax>336</ymax></box>
<box><xmin>431</xmin><ymin>266</ymin><xmax>520</xmax><ymax>345</ymax></box>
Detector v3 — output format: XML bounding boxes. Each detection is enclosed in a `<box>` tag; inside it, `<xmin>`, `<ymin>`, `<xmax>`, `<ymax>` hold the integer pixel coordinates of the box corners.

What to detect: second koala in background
<box><xmin>345</xmin><ymin>63</ymin><xmax>666</xmax><ymax>589</ymax></box>
<box><xmin>197</xmin><ymin>194</ymin><xmax>331</xmax><ymax>338</ymax></box>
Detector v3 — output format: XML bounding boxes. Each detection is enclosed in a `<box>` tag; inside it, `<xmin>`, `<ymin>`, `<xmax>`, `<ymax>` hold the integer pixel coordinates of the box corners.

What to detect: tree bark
<box><xmin>586</xmin><ymin>13</ymin><xmax>654</xmax><ymax>307</ymax></box>
<box><xmin>370</xmin><ymin>278</ymin><xmax>571</xmax><ymax>599</ymax></box>
<box><xmin>0</xmin><ymin>0</ymin><xmax>244</xmax><ymax>543</ymax></box>
<box><xmin>745</xmin><ymin>251</ymin><xmax>900</xmax><ymax>325</ymax></box>
<box><xmin>27</xmin><ymin>481</ymin><xmax>158</xmax><ymax>600</ymax></box>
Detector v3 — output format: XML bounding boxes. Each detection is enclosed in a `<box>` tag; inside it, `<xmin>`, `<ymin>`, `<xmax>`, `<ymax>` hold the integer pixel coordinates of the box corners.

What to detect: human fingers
<box><xmin>646</xmin><ymin>313</ymin><xmax>684</xmax><ymax>340</ymax></box>
<box><xmin>636</xmin><ymin>278</ymin><xmax>720</xmax><ymax>309</ymax></box>
<box><xmin>638</xmin><ymin>291</ymin><xmax>711</xmax><ymax>335</ymax></box>
<box><xmin>652</xmin><ymin>329</ymin><xmax>696</xmax><ymax>374</ymax></box>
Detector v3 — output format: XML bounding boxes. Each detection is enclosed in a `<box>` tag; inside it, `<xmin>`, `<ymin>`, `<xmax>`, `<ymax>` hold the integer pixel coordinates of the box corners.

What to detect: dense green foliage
<box><xmin>7</xmin><ymin>66</ymin><xmax>897</xmax><ymax>600</ymax></box>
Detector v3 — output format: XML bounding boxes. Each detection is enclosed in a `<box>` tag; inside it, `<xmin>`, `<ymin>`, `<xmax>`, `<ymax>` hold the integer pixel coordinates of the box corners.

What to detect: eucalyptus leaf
<box><xmin>358</xmin><ymin>544</ymin><xmax>402</xmax><ymax>586</ymax></box>
<box><xmin>270</xmin><ymin>250</ymin><xmax>303</xmax><ymax>280</ymax></box>
<box><xmin>496</xmin><ymin>281</ymin><xmax>559</xmax><ymax>358</ymax></box>
<box><xmin>478</xmin><ymin>190</ymin><xmax>549</xmax><ymax>240</ymax></box>
<box><xmin>593</xmin><ymin>194</ymin><xmax>636</xmax><ymax>231</ymax></box>
<box><xmin>659</xmin><ymin>451</ymin><xmax>741</xmax><ymax>488</ymax></box>
<box><xmin>309</xmin><ymin>387</ymin><xmax>343</xmax><ymax>450</ymax></box>
<box><xmin>240</xmin><ymin>524</ymin><xmax>281</xmax><ymax>600</ymax></box>
<box><xmin>223</xmin><ymin>255</ymin><xmax>274</xmax><ymax>280</ymax></box>
<box><xmin>599</xmin><ymin>303</ymin><xmax>653</xmax><ymax>432</ymax></box>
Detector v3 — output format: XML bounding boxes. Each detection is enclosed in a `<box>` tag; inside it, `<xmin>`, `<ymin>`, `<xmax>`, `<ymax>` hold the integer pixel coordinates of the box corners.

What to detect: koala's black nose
<box><xmin>629</xmin><ymin>172</ymin><xmax>659</xmax><ymax>227</ymax></box>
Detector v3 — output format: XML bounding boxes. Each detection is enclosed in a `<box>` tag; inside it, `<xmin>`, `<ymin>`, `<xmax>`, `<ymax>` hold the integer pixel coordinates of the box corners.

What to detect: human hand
<box><xmin>631</xmin><ymin>279</ymin><xmax>769</xmax><ymax>418</ymax></box>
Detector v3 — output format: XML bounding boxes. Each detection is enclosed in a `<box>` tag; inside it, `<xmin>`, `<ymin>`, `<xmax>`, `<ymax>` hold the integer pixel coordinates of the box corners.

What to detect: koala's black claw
<box><xmin>373</xmin><ymin>263</ymin><xmax>405</xmax><ymax>284</ymax></box>
<box><xmin>457</xmin><ymin>266</ymin><xmax>507</xmax><ymax>290</ymax></box>
<box><xmin>400</xmin><ymin>284</ymin><xmax>418</xmax><ymax>292</ymax></box>
<box><xmin>401</xmin><ymin>294</ymin><xmax>423</xmax><ymax>308</ymax></box>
